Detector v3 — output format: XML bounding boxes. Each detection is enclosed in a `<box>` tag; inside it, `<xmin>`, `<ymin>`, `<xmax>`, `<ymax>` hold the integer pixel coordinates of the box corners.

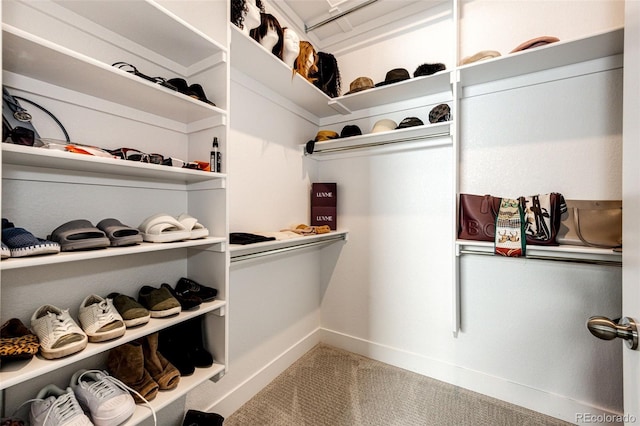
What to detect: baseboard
<box><xmin>206</xmin><ymin>328</ymin><xmax>322</xmax><ymax>417</ymax></box>
<box><xmin>319</xmin><ymin>328</ymin><xmax>623</xmax><ymax>426</ymax></box>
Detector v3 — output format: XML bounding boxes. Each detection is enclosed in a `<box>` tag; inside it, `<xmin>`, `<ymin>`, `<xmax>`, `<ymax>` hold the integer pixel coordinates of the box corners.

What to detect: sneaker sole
<box><xmin>123</xmin><ymin>314</ymin><xmax>151</xmax><ymax>328</ymax></box>
<box><xmin>149</xmin><ymin>306</ymin><xmax>181</xmax><ymax>318</ymax></box>
<box><xmin>40</xmin><ymin>336</ymin><xmax>88</xmax><ymax>359</ymax></box>
<box><xmin>91</xmin><ymin>399</ymin><xmax>136</xmax><ymax>426</ymax></box>
<box><xmin>86</xmin><ymin>327</ymin><xmax>126</xmax><ymax>343</ymax></box>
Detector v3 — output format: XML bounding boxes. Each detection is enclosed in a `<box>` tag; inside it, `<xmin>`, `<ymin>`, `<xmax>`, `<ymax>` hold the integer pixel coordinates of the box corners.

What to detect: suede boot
<box><xmin>141</xmin><ymin>332</ymin><xmax>181</xmax><ymax>390</ymax></box>
<box><xmin>158</xmin><ymin>325</ymin><xmax>195</xmax><ymax>376</ymax></box>
<box><xmin>106</xmin><ymin>341</ymin><xmax>159</xmax><ymax>403</ymax></box>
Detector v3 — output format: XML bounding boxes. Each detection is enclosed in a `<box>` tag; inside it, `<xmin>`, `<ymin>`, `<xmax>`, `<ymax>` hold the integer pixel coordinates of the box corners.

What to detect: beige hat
<box><xmin>345</xmin><ymin>77</ymin><xmax>375</xmax><ymax>95</ymax></box>
<box><xmin>459</xmin><ymin>50</ymin><xmax>501</xmax><ymax>65</ymax></box>
<box><xmin>370</xmin><ymin>119</ymin><xmax>397</xmax><ymax>134</ymax></box>
<box><xmin>510</xmin><ymin>36</ymin><xmax>559</xmax><ymax>53</ymax></box>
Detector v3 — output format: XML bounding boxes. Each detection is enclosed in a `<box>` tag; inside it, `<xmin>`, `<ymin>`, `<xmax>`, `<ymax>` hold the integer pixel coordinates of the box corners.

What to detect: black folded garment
<box><xmin>230</xmin><ymin>232</ymin><xmax>276</xmax><ymax>245</ymax></box>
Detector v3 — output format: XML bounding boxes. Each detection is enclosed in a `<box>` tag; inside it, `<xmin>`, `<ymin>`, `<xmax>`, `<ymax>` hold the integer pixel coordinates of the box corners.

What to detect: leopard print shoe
<box><xmin>0</xmin><ymin>318</ymin><xmax>39</xmax><ymax>363</ymax></box>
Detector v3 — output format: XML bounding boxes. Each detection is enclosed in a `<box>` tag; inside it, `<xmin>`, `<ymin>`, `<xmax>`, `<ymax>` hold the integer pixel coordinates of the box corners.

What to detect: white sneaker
<box><xmin>30</xmin><ymin>384</ymin><xmax>93</xmax><ymax>426</ymax></box>
<box><xmin>70</xmin><ymin>369</ymin><xmax>135</xmax><ymax>426</ymax></box>
<box><xmin>78</xmin><ymin>295</ymin><xmax>126</xmax><ymax>343</ymax></box>
<box><xmin>31</xmin><ymin>305</ymin><xmax>88</xmax><ymax>359</ymax></box>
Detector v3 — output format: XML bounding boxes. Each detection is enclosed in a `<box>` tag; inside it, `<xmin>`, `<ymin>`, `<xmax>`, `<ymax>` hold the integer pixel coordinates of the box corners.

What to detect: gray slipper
<box><xmin>97</xmin><ymin>218</ymin><xmax>143</xmax><ymax>247</ymax></box>
<box><xmin>48</xmin><ymin>220</ymin><xmax>111</xmax><ymax>252</ymax></box>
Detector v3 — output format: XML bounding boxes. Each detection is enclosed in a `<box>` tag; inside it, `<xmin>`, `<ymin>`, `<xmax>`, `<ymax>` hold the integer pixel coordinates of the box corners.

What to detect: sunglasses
<box><xmin>112</xmin><ymin>62</ymin><xmax>177</xmax><ymax>91</ymax></box>
<box><xmin>3</xmin><ymin>126</ymin><xmax>36</xmax><ymax>146</ymax></box>
<box><xmin>108</xmin><ymin>147</ymin><xmax>164</xmax><ymax>164</ymax></box>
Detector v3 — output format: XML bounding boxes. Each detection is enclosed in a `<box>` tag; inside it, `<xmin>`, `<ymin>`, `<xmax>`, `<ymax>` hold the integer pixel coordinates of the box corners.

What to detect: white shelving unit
<box><xmin>1</xmin><ymin>0</ymin><xmax>229</xmax><ymax>424</ymax></box>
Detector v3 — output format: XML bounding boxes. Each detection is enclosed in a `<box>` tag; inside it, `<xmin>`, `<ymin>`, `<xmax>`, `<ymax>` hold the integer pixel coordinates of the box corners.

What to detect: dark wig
<box><xmin>231</xmin><ymin>0</ymin><xmax>265</xmax><ymax>29</ymax></box>
<box><xmin>311</xmin><ymin>52</ymin><xmax>342</xmax><ymax>98</ymax></box>
<box><xmin>250</xmin><ymin>13</ymin><xmax>284</xmax><ymax>59</ymax></box>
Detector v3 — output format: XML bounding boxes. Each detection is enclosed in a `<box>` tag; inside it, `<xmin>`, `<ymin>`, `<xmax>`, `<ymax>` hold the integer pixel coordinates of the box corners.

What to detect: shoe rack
<box><xmin>1</xmin><ymin>0</ymin><xmax>229</xmax><ymax>423</ymax></box>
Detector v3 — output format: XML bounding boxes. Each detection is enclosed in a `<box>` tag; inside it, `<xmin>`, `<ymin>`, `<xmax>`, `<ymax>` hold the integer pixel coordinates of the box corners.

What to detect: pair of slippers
<box><xmin>2</xmin><ymin>218</ymin><xmax>60</xmax><ymax>258</ymax></box>
<box><xmin>138</xmin><ymin>213</ymin><xmax>209</xmax><ymax>243</ymax></box>
<box><xmin>48</xmin><ymin>218</ymin><xmax>143</xmax><ymax>252</ymax></box>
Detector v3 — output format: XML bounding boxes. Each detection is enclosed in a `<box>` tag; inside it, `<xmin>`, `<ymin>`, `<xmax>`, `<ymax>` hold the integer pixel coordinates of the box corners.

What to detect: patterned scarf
<box><xmin>495</xmin><ymin>198</ymin><xmax>526</xmax><ymax>257</ymax></box>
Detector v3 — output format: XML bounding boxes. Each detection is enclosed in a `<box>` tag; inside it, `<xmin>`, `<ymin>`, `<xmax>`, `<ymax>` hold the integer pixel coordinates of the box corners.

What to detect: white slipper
<box><xmin>138</xmin><ymin>213</ymin><xmax>191</xmax><ymax>243</ymax></box>
<box><xmin>177</xmin><ymin>213</ymin><xmax>209</xmax><ymax>239</ymax></box>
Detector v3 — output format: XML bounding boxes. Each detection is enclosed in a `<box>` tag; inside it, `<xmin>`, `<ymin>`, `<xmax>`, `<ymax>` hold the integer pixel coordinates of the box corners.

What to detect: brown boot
<box><xmin>106</xmin><ymin>340</ymin><xmax>159</xmax><ymax>403</ymax></box>
<box><xmin>142</xmin><ymin>332</ymin><xmax>180</xmax><ymax>390</ymax></box>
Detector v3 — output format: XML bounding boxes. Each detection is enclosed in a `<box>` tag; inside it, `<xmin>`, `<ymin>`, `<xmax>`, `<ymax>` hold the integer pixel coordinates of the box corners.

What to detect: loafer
<box><xmin>137</xmin><ymin>286</ymin><xmax>181</xmax><ymax>318</ymax></box>
<box><xmin>161</xmin><ymin>283</ymin><xmax>202</xmax><ymax>310</ymax></box>
<box><xmin>107</xmin><ymin>293</ymin><xmax>151</xmax><ymax>328</ymax></box>
<box><xmin>176</xmin><ymin>278</ymin><xmax>217</xmax><ymax>302</ymax></box>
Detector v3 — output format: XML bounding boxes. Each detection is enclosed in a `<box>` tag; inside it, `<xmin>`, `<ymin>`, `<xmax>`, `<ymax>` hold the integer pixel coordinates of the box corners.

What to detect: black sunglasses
<box><xmin>108</xmin><ymin>147</ymin><xmax>164</xmax><ymax>164</ymax></box>
<box><xmin>3</xmin><ymin>126</ymin><xmax>35</xmax><ymax>146</ymax></box>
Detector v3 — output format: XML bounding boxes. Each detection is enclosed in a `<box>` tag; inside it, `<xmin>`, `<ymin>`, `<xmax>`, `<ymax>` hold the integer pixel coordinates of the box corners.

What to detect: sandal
<box><xmin>48</xmin><ymin>219</ymin><xmax>110</xmax><ymax>252</ymax></box>
<box><xmin>138</xmin><ymin>213</ymin><xmax>191</xmax><ymax>243</ymax></box>
<box><xmin>176</xmin><ymin>213</ymin><xmax>209</xmax><ymax>240</ymax></box>
<box><xmin>96</xmin><ymin>218</ymin><xmax>143</xmax><ymax>247</ymax></box>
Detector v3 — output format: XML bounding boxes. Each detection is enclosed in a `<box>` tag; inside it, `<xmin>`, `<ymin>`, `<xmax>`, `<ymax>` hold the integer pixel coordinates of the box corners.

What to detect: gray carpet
<box><xmin>225</xmin><ymin>344</ymin><xmax>573</xmax><ymax>426</ymax></box>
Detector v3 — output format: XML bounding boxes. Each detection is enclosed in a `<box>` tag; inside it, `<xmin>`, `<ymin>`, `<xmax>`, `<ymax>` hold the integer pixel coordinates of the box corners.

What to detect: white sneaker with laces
<box><xmin>78</xmin><ymin>295</ymin><xmax>126</xmax><ymax>343</ymax></box>
<box><xmin>30</xmin><ymin>384</ymin><xmax>93</xmax><ymax>426</ymax></box>
<box><xmin>31</xmin><ymin>305</ymin><xmax>88</xmax><ymax>359</ymax></box>
<box><xmin>70</xmin><ymin>369</ymin><xmax>135</xmax><ymax>426</ymax></box>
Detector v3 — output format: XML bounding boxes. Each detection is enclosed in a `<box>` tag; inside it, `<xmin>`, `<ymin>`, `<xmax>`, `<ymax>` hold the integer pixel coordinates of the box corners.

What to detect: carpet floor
<box><xmin>224</xmin><ymin>344</ymin><xmax>574</xmax><ymax>426</ymax></box>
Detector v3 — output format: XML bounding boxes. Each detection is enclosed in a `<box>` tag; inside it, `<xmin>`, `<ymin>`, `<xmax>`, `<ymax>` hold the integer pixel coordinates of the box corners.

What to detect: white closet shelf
<box><xmin>2</xmin><ymin>143</ymin><xmax>226</xmax><ymax>185</ymax></box>
<box><xmin>125</xmin><ymin>362</ymin><xmax>225</xmax><ymax>426</ymax></box>
<box><xmin>332</xmin><ymin>71</ymin><xmax>452</xmax><ymax>114</ymax></box>
<box><xmin>2</xmin><ymin>24</ymin><xmax>226</xmax><ymax>125</ymax></box>
<box><xmin>0</xmin><ymin>238</ymin><xmax>226</xmax><ymax>271</ymax></box>
<box><xmin>458</xmin><ymin>26</ymin><xmax>624</xmax><ymax>87</ymax></box>
<box><xmin>456</xmin><ymin>240</ymin><xmax>622</xmax><ymax>265</ymax></box>
<box><xmin>304</xmin><ymin>122</ymin><xmax>452</xmax><ymax>159</ymax></box>
<box><xmin>230</xmin><ymin>26</ymin><xmax>338</xmax><ymax>118</ymax></box>
<box><xmin>230</xmin><ymin>231</ymin><xmax>348</xmax><ymax>263</ymax></box>
<box><xmin>0</xmin><ymin>298</ymin><xmax>227</xmax><ymax>390</ymax></box>
<box><xmin>50</xmin><ymin>0</ymin><xmax>227</xmax><ymax>70</ymax></box>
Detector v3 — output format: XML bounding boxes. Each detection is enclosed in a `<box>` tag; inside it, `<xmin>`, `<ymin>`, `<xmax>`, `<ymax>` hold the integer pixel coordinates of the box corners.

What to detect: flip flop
<box><xmin>97</xmin><ymin>218</ymin><xmax>143</xmax><ymax>247</ymax></box>
<box><xmin>2</xmin><ymin>225</ymin><xmax>60</xmax><ymax>258</ymax></box>
<box><xmin>48</xmin><ymin>219</ymin><xmax>111</xmax><ymax>252</ymax></box>
<box><xmin>176</xmin><ymin>213</ymin><xmax>209</xmax><ymax>240</ymax></box>
<box><xmin>138</xmin><ymin>213</ymin><xmax>191</xmax><ymax>243</ymax></box>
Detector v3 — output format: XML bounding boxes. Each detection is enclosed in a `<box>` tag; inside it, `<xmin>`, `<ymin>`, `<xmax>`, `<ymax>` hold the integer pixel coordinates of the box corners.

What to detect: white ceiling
<box><xmin>268</xmin><ymin>0</ymin><xmax>449</xmax><ymax>53</ymax></box>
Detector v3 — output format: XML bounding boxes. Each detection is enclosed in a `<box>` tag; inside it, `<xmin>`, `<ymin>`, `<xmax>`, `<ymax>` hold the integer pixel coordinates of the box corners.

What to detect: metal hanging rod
<box><xmin>230</xmin><ymin>235</ymin><xmax>346</xmax><ymax>263</ymax></box>
<box><xmin>307</xmin><ymin>132</ymin><xmax>450</xmax><ymax>155</ymax></box>
<box><xmin>458</xmin><ymin>249</ymin><xmax>622</xmax><ymax>267</ymax></box>
<box><xmin>305</xmin><ymin>0</ymin><xmax>379</xmax><ymax>33</ymax></box>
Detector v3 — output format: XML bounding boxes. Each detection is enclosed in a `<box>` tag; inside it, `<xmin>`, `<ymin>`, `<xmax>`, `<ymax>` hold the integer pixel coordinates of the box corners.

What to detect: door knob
<box><xmin>587</xmin><ymin>316</ymin><xmax>638</xmax><ymax>350</ymax></box>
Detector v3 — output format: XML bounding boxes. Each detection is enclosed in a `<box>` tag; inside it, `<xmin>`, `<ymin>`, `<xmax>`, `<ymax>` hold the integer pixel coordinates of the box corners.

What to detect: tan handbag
<box><xmin>557</xmin><ymin>200</ymin><xmax>622</xmax><ymax>248</ymax></box>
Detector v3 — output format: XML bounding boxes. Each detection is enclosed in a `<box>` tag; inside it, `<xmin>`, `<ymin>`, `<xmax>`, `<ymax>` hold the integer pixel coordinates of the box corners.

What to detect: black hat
<box><xmin>396</xmin><ymin>117</ymin><xmax>424</xmax><ymax>129</ymax></box>
<box><xmin>375</xmin><ymin>68</ymin><xmax>410</xmax><ymax>87</ymax></box>
<box><xmin>413</xmin><ymin>63</ymin><xmax>446</xmax><ymax>77</ymax></box>
<box><xmin>429</xmin><ymin>104</ymin><xmax>451</xmax><ymax>123</ymax></box>
<box><xmin>340</xmin><ymin>125</ymin><xmax>362</xmax><ymax>138</ymax></box>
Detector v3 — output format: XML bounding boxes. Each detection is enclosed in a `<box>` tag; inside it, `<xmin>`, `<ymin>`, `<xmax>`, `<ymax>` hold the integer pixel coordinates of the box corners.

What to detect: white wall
<box><xmin>203</xmin><ymin>0</ymin><xmax>626</xmax><ymax>423</ymax></box>
<box><xmin>315</xmin><ymin>0</ymin><xmax>625</xmax><ymax>422</ymax></box>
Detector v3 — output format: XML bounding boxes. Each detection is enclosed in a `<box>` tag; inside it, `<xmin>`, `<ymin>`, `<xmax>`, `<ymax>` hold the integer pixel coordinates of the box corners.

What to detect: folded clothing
<box><xmin>229</xmin><ymin>232</ymin><xmax>276</xmax><ymax>245</ymax></box>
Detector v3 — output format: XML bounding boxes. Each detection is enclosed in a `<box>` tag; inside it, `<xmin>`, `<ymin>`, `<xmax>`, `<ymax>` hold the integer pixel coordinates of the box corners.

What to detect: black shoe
<box><xmin>183</xmin><ymin>410</ymin><xmax>224</xmax><ymax>426</ymax></box>
<box><xmin>161</xmin><ymin>283</ymin><xmax>202</xmax><ymax>310</ymax></box>
<box><xmin>182</xmin><ymin>317</ymin><xmax>214</xmax><ymax>368</ymax></box>
<box><xmin>176</xmin><ymin>278</ymin><xmax>217</xmax><ymax>302</ymax></box>
<box><xmin>158</xmin><ymin>327</ymin><xmax>195</xmax><ymax>376</ymax></box>
<box><xmin>188</xmin><ymin>84</ymin><xmax>216</xmax><ymax>106</ymax></box>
